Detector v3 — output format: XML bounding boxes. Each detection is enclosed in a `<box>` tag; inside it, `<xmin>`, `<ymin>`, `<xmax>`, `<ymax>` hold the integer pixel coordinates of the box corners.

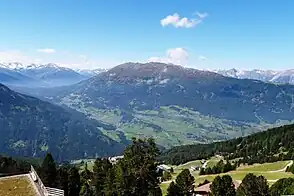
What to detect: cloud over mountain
<box><xmin>148</xmin><ymin>48</ymin><xmax>188</xmax><ymax>65</ymax></box>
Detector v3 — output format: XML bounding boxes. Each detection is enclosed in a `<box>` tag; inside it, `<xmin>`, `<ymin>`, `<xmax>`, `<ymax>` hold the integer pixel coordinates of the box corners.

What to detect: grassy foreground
<box><xmin>0</xmin><ymin>176</ymin><xmax>36</xmax><ymax>196</ymax></box>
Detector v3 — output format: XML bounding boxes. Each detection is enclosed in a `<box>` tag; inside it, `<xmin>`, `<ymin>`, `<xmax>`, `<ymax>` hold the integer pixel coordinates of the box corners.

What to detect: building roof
<box><xmin>0</xmin><ymin>175</ymin><xmax>38</xmax><ymax>196</ymax></box>
<box><xmin>0</xmin><ymin>166</ymin><xmax>64</xmax><ymax>196</ymax></box>
<box><xmin>157</xmin><ymin>164</ymin><xmax>171</xmax><ymax>170</ymax></box>
<box><xmin>195</xmin><ymin>180</ymin><xmax>240</xmax><ymax>193</ymax></box>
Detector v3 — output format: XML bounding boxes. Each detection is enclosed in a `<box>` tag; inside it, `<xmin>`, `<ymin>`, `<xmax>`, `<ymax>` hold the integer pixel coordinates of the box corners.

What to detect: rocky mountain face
<box><xmin>50</xmin><ymin>62</ymin><xmax>294</xmax><ymax>147</ymax></box>
<box><xmin>0</xmin><ymin>83</ymin><xmax>124</xmax><ymax>161</ymax></box>
<box><xmin>76</xmin><ymin>68</ymin><xmax>107</xmax><ymax>77</ymax></box>
<box><xmin>215</xmin><ymin>68</ymin><xmax>294</xmax><ymax>84</ymax></box>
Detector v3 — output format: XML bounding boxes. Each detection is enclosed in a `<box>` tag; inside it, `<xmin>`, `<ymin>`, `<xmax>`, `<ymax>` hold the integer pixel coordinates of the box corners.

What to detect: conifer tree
<box><xmin>210</xmin><ymin>175</ymin><xmax>235</xmax><ymax>196</ymax></box>
<box><xmin>68</xmin><ymin>167</ymin><xmax>81</xmax><ymax>196</ymax></box>
<box><xmin>237</xmin><ymin>173</ymin><xmax>269</xmax><ymax>196</ymax></box>
<box><xmin>92</xmin><ymin>158</ymin><xmax>112</xmax><ymax>195</ymax></box>
<box><xmin>41</xmin><ymin>153</ymin><xmax>57</xmax><ymax>187</ymax></box>
<box><xmin>57</xmin><ymin>166</ymin><xmax>69</xmax><ymax>196</ymax></box>
<box><xmin>166</xmin><ymin>182</ymin><xmax>182</xmax><ymax>196</ymax></box>
<box><xmin>114</xmin><ymin>137</ymin><xmax>161</xmax><ymax>196</ymax></box>
<box><xmin>175</xmin><ymin>169</ymin><xmax>195</xmax><ymax>196</ymax></box>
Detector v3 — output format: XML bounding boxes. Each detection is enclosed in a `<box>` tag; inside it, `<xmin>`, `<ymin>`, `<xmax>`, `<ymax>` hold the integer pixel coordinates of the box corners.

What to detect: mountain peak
<box><xmin>102</xmin><ymin>62</ymin><xmax>220</xmax><ymax>83</ymax></box>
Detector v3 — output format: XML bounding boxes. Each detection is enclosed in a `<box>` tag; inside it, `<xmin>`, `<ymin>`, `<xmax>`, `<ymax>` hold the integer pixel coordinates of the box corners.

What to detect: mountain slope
<box><xmin>0</xmin><ymin>67</ymin><xmax>38</xmax><ymax>86</ymax></box>
<box><xmin>0</xmin><ymin>83</ymin><xmax>124</xmax><ymax>161</ymax></box>
<box><xmin>159</xmin><ymin>124</ymin><xmax>294</xmax><ymax>165</ymax></box>
<box><xmin>51</xmin><ymin>62</ymin><xmax>294</xmax><ymax>147</ymax></box>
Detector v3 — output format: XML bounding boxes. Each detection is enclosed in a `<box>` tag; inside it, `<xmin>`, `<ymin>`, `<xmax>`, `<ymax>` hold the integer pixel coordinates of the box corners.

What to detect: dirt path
<box><xmin>269</xmin><ymin>160</ymin><xmax>293</xmax><ymax>173</ymax></box>
<box><xmin>202</xmin><ymin>160</ymin><xmax>209</xmax><ymax>169</ymax></box>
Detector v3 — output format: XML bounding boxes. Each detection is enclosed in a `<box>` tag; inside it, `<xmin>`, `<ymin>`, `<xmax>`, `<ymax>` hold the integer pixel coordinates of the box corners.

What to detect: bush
<box><xmin>162</xmin><ymin>171</ymin><xmax>172</xmax><ymax>181</ymax></box>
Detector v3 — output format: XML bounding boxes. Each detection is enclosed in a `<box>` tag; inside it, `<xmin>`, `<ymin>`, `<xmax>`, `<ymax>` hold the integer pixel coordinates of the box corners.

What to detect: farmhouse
<box><xmin>194</xmin><ymin>180</ymin><xmax>240</xmax><ymax>196</ymax></box>
<box><xmin>156</xmin><ymin>164</ymin><xmax>172</xmax><ymax>172</ymax></box>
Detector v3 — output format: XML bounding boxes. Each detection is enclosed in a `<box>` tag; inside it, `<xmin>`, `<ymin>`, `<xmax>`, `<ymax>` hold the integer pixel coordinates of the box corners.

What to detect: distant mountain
<box><xmin>215</xmin><ymin>68</ymin><xmax>294</xmax><ymax>84</ymax></box>
<box><xmin>0</xmin><ymin>83</ymin><xmax>124</xmax><ymax>161</ymax></box>
<box><xmin>0</xmin><ymin>63</ymin><xmax>91</xmax><ymax>87</ymax></box>
<box><xmin>16</xmin><ymin>63</ymin><xmax>88</xmax><ymax>86</ymax></box>
<box><xmin>0</xmin><ymin>67</ymin><xmax>39</xmax><ymax>86</ymax></box>
<box><xmin>76</xmin><ymin>68</ymin><xmax>107</xmax><ymax>77</ymax></box>
<box><xmin>49</xmin><ymin>62</ymin><xmax>294</xmax><ymax>148</ymax></box>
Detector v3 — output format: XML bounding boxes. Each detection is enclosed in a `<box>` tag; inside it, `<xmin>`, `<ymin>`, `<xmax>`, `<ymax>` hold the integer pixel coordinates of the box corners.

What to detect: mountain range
<box><xmin>1</xmin><ymin>62</ymin><xmax>294</xmax><ymax>160</ymax></box>
<box><xmin>215</xmin><ymin>68</ymin><xmax>294</xmax><ymax>84</ymax></box>
<box><xmin>0</xmin><ymin>62</ymin><xmax>105</xmax><ymax>87</ymax></box>
<box><xmin>40</xmin><ymin>62</ymin><xmax>294</xmax><ymax>148</ymax></box>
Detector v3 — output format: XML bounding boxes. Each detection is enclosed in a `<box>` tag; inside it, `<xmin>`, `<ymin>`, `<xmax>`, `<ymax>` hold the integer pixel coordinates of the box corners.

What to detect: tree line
<box><xmin>199</xmin><ymin>160</ymin><xmax>237</xmax><ymax>175</ymax></box>
<box><xmin>2</xmin><ymin>134</ymin><xmax>294</xmax><ymax>195</ymax></box>
<box><xmin>0</xmin><ymin>155</ymin><xmax>40</xmax><ymax>175</ymax></box>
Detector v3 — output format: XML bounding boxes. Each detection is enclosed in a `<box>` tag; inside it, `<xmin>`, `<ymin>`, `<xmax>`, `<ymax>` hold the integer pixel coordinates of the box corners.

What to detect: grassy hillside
<box><xmin>160</xmin><ymin>160</ymin><xmax>294</xmax><ymax>195</ymax></box>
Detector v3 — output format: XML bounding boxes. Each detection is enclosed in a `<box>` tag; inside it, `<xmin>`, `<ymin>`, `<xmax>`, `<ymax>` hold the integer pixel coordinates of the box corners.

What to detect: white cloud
<box><xmin>148</xmin><ymin>48</ymin><xmax>189</xmax><ymax>65</ymax></box>
<box><xmin>198</xmin><ymin>55</ymin><xmax>207</xmax><ymax>61</ymax></box>
<box><xmin>160</xmin><ymin>12</ymin><xmax>207</xmax><ymax>28</ymax></box>
<box><xmin>37</xmin><ymin>48</ymin><xmax>56</xmax><ymax>54</ymax></box>
<box><xmin>195</xmin><ymin>12</ymin><xmax>208</xmax><ymax>19</ymax></box>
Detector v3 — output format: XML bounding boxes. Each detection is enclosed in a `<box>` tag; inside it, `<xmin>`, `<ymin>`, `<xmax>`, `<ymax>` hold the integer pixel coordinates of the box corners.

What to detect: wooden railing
<box><xmin>46</xmin><ymin>187</ymin><xmax>64</xmax><ymax>196</ymax></box>
<box><xmin>30</xmin><ymin>165</ymin><xmax>49</xmax><ymax>196</ymax></box>
<box><xmin>30</xmin><ymin>165</ymin><xmax>64</xmax><ymax>196</ymax></box>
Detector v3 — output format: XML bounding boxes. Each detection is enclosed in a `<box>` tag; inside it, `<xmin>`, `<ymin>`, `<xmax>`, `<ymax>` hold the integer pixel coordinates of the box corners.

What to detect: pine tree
<box><xmin>68</xmin><ymin>167</ymin><xmax>81</xmax><ymax>196</ymax></box>
<box><xmin>80</xmin><ymin>183</ymin><xmax>94</xmax><ymax>196</ymax></box>
<box><xmin>175</xmin><ymin>169</ymin><xmax>195</xmax><ymax>196</ymax></box>
<box><xmin>236</xmin><ymin>173</ymin><xmax>269</xmax><ymax>196</ymax></box>
<box><xmin>80</xmin><ymin>163</ymin><xmax>93</xmax><ymax>196</ymax></box>
<box><xmin>161</xmin><ymin>171</ymin><xmax>172</xmax><ymax>181</ymax></box>
<box><xmin>114</xmin><ymin>137</ymin><xmax>161</xmax><ymax>196</ymax></box>
<box><xmin>103</xmin><ymin>165</ymin><xmax>116</xmax><ymax>196</ymax></box>
<box><xmin>210</xmin><ymin>175</ymin><xmax>235</xmax><ymax>196</ymax></box>
<box><xmin>41</xmin><ymin>153</ymin><xmax>57</xmax><ymax>187</ymax></box>
<box><xmin>270</xmin><ymin>178</ymin><xmax>294</xmax><ymax>195</ymax></box>
<box><xmin>57</xmin><ymin>166</ymin><xmax>69</xmax><ymax>196</ymax></box>
<box><xmin>166</xmin><ymin>182</ymin><xmax>182</xmax><ymax>196</ymax></box>
<box><xmin>92</xmin><ymin>158</ymin><xmax>112</xmax><ymax>195</ymax></box>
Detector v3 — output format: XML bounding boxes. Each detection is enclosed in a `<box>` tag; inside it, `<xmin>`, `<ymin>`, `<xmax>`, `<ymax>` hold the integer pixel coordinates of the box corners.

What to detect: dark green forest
<box><xmin>2</xmin><ymin>137</ymin><xmax>294</xmax><ymax>196</ymax></box>
<box><xmin>160</xmin><ymin>124</ymin><xmax>294</xmax><ymax>165</ymax></box>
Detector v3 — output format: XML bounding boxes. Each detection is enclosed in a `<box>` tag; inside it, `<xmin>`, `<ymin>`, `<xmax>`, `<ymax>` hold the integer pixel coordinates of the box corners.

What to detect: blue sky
<box><xmin>0</xmin><ymin>0</ymin><xmax>293</xmax><ymax>70</ymax></box>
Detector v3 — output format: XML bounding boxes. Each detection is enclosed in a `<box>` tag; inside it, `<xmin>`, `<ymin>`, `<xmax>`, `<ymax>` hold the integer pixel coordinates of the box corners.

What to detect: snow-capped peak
<box><xmin>0</xmin><ymin>62</ymin><xmax>28</xmax><ymax>69</ymax></box>
<box><xmin>214</xmin><ymin>68</ymin><xmax>294</xmax><ymax>84</ymax></box>
<box><xmin>0</xmin><ymin>62</ymin><xmax>74</xmax><ymax>71</ymax></box>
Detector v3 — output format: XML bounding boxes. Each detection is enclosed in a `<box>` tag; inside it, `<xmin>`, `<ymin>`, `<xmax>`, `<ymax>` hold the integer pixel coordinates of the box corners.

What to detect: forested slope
<box><xmin>0</xmin><ymin>83</ymin><xmax>124</xmax><ymax>161</ymax></box>
<box><xmin>160</xmin><ymin>124</ymin><xmax>294</xmax><ymax>165</ymax></box>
